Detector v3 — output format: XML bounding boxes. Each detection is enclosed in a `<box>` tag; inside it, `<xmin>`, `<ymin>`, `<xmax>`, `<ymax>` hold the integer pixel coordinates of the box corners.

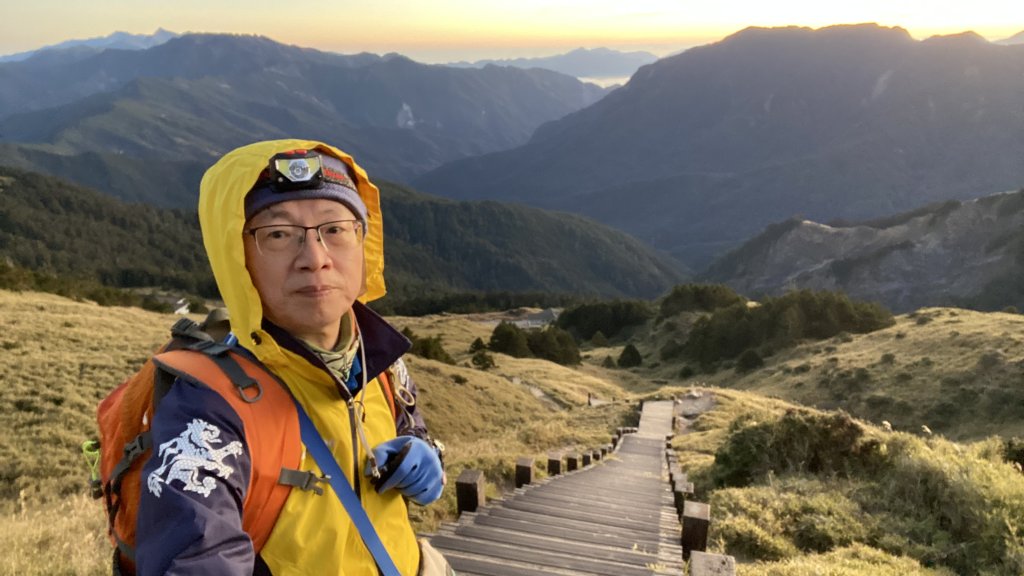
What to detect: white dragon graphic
<box><xmin>147</xmin><ymin>418</ymin><xmax>243</xmax><ymax>498</ymax></box>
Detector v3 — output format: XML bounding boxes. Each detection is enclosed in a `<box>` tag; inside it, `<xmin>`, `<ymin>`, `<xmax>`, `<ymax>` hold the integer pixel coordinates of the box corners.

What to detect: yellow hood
<box><xmin>198</xmin><ymin>139</ymin><xmax>386</xmax><ymax>355</ymax></box>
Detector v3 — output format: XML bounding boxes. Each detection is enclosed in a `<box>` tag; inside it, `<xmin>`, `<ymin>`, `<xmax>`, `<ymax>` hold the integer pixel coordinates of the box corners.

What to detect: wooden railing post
<box><xmin>688</xmin><ymin>551</ymin><xmax>736</xmax><ymax>576</ymax></box>
<box><xmin>682</xmin><ymin>501</ymin><xmax>710</xmax><ymax>560</ymax></box>
<box><xmin>455</xmin><ymin>469</ymin><xmax>485</xmax><ymax>515</ymax></box>
<box><xmin>547</xmin><ymin>453</ymin><xmax>562</xmax><ymax>476</ymax></box>
<box><xmin>566</xmin><ymin>453</ymin><xmax>581</xmax><ymax>472</ymax></box>
<box><xmin>515</xmin><ymin>457</ymin><xmax>534</xmax><ymax>488</ymax></box>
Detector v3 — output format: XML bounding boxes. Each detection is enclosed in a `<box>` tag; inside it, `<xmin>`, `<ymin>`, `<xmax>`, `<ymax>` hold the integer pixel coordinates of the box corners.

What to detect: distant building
<box><xmin>172</xmin><ymin>298</ymin><xmax>190</xmax><ymax>315</ymax></box>
<box><xmin>511</xmin><ymin>308</ymin><xmax>561</xmax><ymax>329</ymax></box>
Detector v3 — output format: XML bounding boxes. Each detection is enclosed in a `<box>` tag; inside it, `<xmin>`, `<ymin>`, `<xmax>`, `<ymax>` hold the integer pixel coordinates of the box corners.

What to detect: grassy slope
<box><xmin>0</xmin><ymin>290</ymin><xmax>636</xmax><ymax>575</ymax></box>
<box><xmin>622</xmin><ymin>307</ymin><xmax>1024</xmax><ymax>441</ymax></box>
<box><xmin>3</xmin><ymin>290</ymin><xmax>1022</xmax><ymax>575</ymax></box>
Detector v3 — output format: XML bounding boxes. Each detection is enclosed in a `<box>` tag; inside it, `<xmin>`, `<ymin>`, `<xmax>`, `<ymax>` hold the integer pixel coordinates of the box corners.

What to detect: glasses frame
<box><xmin>245</xmin><ymin>219</ymin><xmax>364</xmax><ymax>256</ymax></box>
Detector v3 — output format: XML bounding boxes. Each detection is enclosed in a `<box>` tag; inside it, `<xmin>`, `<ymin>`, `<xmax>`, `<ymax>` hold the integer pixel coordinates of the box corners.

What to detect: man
<box><xmin>136</xmin><ymin>140</ymin><xmax>445</xmax><ymax>575</ymax></box>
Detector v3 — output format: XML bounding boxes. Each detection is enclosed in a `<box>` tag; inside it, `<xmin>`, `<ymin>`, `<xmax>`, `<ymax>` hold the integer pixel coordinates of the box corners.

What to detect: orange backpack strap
<box><xmin>152</xmin><ymin>349</ymin><xmax>301</xmax><ymax>552</ymax></box>
<box><xmin>376</xmin><ymin>369</ymin><xmax>398</xmax><ymax>422</ymax></box>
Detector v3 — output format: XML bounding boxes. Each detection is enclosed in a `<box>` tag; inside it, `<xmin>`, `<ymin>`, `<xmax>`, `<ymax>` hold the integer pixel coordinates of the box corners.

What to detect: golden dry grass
<box><xmin>8</xmin><ymin>289</ymin><xmax>1021</xmax><ymax>575</ymax></box>
<box><xmin>0</xmin><ymin>290</ymin><xmax>640</xmax><ymax>572</ymax></box>
<box><xmin>635</xmin><ymin>307</ymin><xmax>1024</xmax><ymax>441</ymax></box>
<box><xmin>670</xmin><ymin>386</ymin><xmax>1024</xmax><ymax>575</ymax></box>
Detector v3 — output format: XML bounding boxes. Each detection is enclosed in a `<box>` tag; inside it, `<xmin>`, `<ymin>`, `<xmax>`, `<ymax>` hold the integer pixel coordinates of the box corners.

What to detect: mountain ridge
<box><xmin>703</xmin><ymin>188</ymin><xmax>1024</xmax><ymax>312</ymax></box>
<box><xmin>0</xmin><ymin>166</ymin><xmax>686</xmax><ymax>301</ymax></box>
<box><xmin>0</xmin><ymin>28</ymin><xmax>178</xmax><ymax>63</ymax></box>
<box><xmin>415</xmin><ymin>23</ymin><xmax>1024</xmax><ymax>270</ymax></box>
<box><xmin>0</xmin><ymin>33</ymin><xmax>607</xmax><ymax>186</ymax></box>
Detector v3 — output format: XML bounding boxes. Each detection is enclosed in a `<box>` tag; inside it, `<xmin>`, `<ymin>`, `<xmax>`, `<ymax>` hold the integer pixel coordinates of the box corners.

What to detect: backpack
<box><xmin>88</xmin><ymin>316</ymin><xmax>304</xmax><ymax>574</ymax></box>
<box><xmin>86</xmin><ymin>314</ymin><xmax>408</xmax><ymax>574</ymax></box>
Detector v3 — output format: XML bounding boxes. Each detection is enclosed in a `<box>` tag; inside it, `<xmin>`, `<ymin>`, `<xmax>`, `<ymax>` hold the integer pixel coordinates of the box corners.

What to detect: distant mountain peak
<box><xmin>923</xmin><ymin>30</ymin><xmax>989</xmax><ymax>45</ymax></box>
<box><xmin>996</xmin><ymin>30</ymin><xmax>1024</xmax><ymax>45</ymax></box>
<box><xmin>724</xmin><ymin>23</ymin><xmax>913</xmax><ymax>44</ymax></box>
<box><xmin>0</xmin><ymin>28</ymin><xmax>178</xmax><ymax>62</ymax></box>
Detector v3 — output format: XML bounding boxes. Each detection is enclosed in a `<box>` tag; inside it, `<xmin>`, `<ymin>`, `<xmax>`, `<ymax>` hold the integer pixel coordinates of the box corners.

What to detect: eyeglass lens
<box><xmin>250</xmin><ymin>220</ymin><xmax>362</xmax><ymax>254</ymax></box>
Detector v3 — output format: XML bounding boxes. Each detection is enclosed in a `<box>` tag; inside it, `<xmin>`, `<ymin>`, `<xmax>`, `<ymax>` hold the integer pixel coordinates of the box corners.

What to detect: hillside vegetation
<box><xmin>3</xmin><ymin>289</ymin><xmax>1023</xmax><ymax>575</ymax></box>
<box><xmin>0</xmin><ymin>34</ymin><xmax>607</xmax><ymax>188</ymax></box>
<box><xmin>0</xmin><ymin>290</ymin><xmax>636</xmax><ymax>575</ymax></box>
<box><xmin>704</xmin><ymin>189</ymin><xmax>1024</xmax><ymax>313</ymax></box>
<box><xmin>0</xmin><ymin>166</ymin><xmax>684</xmax><ymax>307</ymax></box>
<box><xmin>643</xmin><ymin>306</ymin><xmax>1024</xmax><ymax>441</ymax></box>
<box><xmin>669</xmin><ymin>389</ymin><xmax>1024</xmax><ymax>575</ymax></box>
<box><xmin>416</xmin><ymin>24</ymin><xmax>1024</xmax><ymax>270</ymax></box>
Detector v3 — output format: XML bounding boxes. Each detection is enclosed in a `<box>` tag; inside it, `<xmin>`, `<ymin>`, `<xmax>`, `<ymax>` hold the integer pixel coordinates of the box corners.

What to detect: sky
<box><xmin>2</xmin><ymin>0</ymin><xmax>1023</xmax><ymax>62</ymax></box>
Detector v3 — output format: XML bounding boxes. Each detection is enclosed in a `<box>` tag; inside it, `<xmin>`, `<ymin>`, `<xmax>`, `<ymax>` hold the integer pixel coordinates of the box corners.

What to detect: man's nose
<box><xmin>295</xmin><ymin>229</ymin><xmax>331</xmax><ymax>267</ymax></box>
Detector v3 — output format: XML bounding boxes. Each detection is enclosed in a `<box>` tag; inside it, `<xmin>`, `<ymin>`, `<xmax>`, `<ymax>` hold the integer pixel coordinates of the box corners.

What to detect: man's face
<box><xmin>244</xmin><ymin>198</ymin><xmax>364</xmax><ymax>349</ymax></box>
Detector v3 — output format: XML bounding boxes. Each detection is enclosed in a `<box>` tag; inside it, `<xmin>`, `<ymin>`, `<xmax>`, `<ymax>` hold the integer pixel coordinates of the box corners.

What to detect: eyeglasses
<box><xmin>246</xmin><ymin>219</ymin><xmax>363</xmax><ymax>255</ymax></box>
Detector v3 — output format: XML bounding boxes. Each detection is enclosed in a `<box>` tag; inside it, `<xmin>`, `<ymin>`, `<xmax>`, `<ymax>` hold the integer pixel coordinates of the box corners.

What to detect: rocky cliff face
<box><xmin>704</xmin><ymin>190</ymin><xmax>1024</xmax><ymax>311</ymax></box>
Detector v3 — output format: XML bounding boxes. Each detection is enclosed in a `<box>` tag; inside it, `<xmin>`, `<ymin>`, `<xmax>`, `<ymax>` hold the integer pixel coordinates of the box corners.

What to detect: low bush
<box><xmin>556</xmin><ymin>300</ymin><xmax>653</xmax><ymax>340</ymax></box>
<box><xmin>658</xmin><ymin>283</ymin><xmax>746</xmax><ymax>319</ymax></box>
<box><xmin>711</xmin><ymin>409</ymin><xmax>886</xmax><ymax>488</ymax></box>
<box><xmin>617</xmin><ymin>344</ymin><xmax>642</xmax><ymax>368</ymax></box>
<box><xmin>684</xmin><ymin>290</ymin><xmax>894</xmax><ymax>369</ymax></box>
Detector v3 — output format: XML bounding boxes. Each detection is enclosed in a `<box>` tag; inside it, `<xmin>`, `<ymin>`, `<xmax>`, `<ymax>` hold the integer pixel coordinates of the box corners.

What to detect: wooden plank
<box><xmin>498</xmin><ymin>498</ymin><xmax>663</xmax><ymax>533</ymax></box>
<box><xmin>430</xmin><ymin>534</ymin><xmax>656</xmax><ymax>576</ymax></box>
<box><xmin>450</xmin><ymin>524</ymin><xmax>658</xmax><ymax>567</ymax></box>
<box><xmin>482</xmin><ymin>508</ymin><xmax>673</xmax><ymax>547</ymax></box>
<box><xmin>470</xmin><ymin>513</ymin><xmax>665</xmax><ymax>550</ymax></box>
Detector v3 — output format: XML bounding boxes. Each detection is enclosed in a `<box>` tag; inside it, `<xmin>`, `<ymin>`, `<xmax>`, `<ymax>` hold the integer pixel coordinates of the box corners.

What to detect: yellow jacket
<box><xmin>198</xmin><ymin>139</ymin><xmax>418</xmax><ymax>575</ymax></box>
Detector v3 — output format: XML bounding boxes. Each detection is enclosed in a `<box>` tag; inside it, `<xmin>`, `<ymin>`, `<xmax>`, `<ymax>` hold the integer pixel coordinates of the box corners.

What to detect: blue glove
<box><xmin>368</xmin><ymin>436</ymin><xmax>444</xmax><ymax>505</ymax></box>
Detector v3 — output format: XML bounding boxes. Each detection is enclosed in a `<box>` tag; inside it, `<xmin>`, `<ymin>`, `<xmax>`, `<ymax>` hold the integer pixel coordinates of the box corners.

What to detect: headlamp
<box><xmin>269</xmin><ymin>150</ymin><xmax>326</xmax><ymax>192</ymax></box>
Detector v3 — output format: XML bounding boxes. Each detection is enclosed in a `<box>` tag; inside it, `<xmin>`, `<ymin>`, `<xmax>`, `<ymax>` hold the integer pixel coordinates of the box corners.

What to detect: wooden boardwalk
<box><xmin>429</xmin><ymin>401</ymin><xmax>684</xmax><ymax>575</ymax></box>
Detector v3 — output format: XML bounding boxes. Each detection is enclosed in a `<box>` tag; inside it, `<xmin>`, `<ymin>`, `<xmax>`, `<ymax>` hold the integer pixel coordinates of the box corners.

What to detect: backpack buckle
<box><xmin>279</xmin><ymin>468</ymin><xmax>329</xmax><ymax>496</ymax></box>
<box><xmin>122</xmin><ymin>434</ymin><xmax>150</xmax><ymax>461</ymax></box>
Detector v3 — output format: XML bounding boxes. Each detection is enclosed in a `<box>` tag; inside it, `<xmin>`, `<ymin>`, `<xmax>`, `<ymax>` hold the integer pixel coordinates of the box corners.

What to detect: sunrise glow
<box><xmin>2</xmin><ymin>0</ymin><xmax>1022</xmax><ymax>61</ymax></box>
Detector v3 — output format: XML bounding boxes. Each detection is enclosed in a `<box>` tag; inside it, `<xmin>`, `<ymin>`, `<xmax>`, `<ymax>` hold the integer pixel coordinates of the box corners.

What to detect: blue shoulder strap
<box><xmin>294</xmin><ymin>400</ymin><xmax>402</xmax><ymax>576</ymax></box>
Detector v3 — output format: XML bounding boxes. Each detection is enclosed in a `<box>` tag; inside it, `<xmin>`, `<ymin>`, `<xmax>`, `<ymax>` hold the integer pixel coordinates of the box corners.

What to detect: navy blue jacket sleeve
<box><xmin>136</xmin><ymin>378</ymin><xmax>253</xmax><ymax>576</ymax></box>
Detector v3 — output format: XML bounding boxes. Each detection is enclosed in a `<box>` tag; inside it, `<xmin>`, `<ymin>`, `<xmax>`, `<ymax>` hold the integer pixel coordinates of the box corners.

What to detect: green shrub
<box><xmin>556</xmin><ymin>300</ymin><xmax>653</xmax><ymax>340</ymax></box>
<box><xmin>659</xmin><ymin>338</ymin><xmax>686</xmax><ymax>361</ymax></box>
<box><xmin>601</xmin><ymin>355</ymin><xmax>616</xmax><ymax>369</ymax></box>
<box><xmin>401</xmin><ymin>327</ymin><xmax>455</xmax><ymax>364</ymax></box>
<box><xmin>713</xmin><ymin>480</ymin><xmax>871</xmax><ymax>559</ymax></box>
<box><xmin>526</xmin><ymin>326</ymin><xmax>580</xmax><ymax>366</ymax></box>
<box><xmin>469</xmin><ymin>337</ymin><xmax>486</xmax><ymax>352</ymax></box>
<box><xmin>617</xmin><ymin>344</ymin><xmax>642</xmax><ymax>368</ymax></box>
<box><xmin>1004</xmin><ymin>437</ymin><xmax>1024</xmax><ymax>469</ymax></box>
<box><xmin>712</xmin><ymin>410</ymin><xmax>885</xmax><ymax>488</ymax></box>
<box><xmin>658</xmin><ymin>283</ymin><xmax>746</xmax><ymax>318</ymax></box>
<box><xmin>471</xmin><ymin>350</ymin><xmax>495</xmax><ymax>370</ymax></box>
<box><xmin>713</xmin><ymin>513</ymin><xmax>799</xmax><ymax>561</ymax></box>
<box><xmin>684</xmin><ymin>290</ymin><xmax>894</xmax><ymax>368</ymax></box>
<box><xmin>488</xmin><ymin>321</ymin><xmax>531</xmax><ymax>357</ymax></box>
<box><xmin>737</xmin><ymin>349</ymin><xmax>764</xmax><ymax>373</ymax></box>
<box><xmin>589</xmin><ymin>330</ymin><xmax>608</xmax><ymax>347</ymax></box>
